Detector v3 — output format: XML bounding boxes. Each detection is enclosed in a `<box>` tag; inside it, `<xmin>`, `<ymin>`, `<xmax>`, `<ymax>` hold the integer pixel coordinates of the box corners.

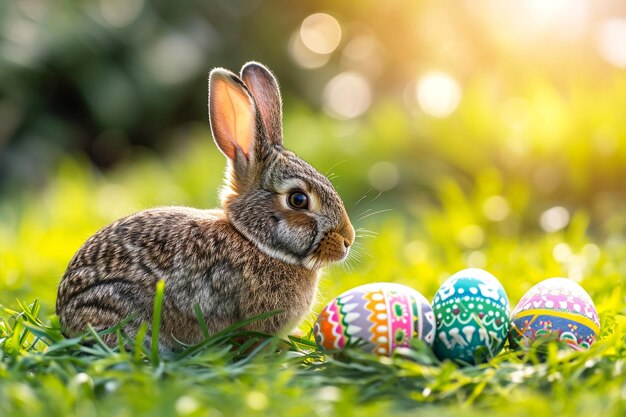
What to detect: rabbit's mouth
<box><xmin>302</xmin><ymin>231</ymin><xmax>352</xmax><ymax>270</ymax></box>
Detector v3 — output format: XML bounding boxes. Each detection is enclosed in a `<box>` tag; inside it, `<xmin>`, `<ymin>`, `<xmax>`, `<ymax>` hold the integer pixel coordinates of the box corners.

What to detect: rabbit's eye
<box><xmin>288</xmin><ymin>191</ymin><xmax>309</xmax><ymax>210</ymax></box>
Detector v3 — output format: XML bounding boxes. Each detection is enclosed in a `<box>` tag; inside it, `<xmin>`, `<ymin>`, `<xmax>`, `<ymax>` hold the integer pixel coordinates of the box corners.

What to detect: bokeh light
<box><xmin>501</xmin><ymin>98</ymin><xmax>533</xmax><ymax>130</ymax></box>
<box><xmin>540</xmin><ymin>206</ymin><xmax>570</xmax><ymax>232</ymax></box>
<box><xmin>99</xmin><ymin>0</ymin><xmax>144</xmax><ymax>27</ymax></box>
<box><xmin>553</xmin><ymin>243</ymin><xmax>572</xmax><ymax>263</ymax></box>
<box><xmin>593</xmin><ymin>126</ymin><xmax>619</xmax><ymax>156</ymax></box>
<box><xmin>466</xmin><ymin>251</ymin><xmax>487</xmax><ymax>268</ymax></box>
<box><xmin>368</xmin><ymin>161</ymin><xmax>400</xmax><ymax>191</ymax></box>
<box><xmin>403</xmin><ymin>240</ymin><xmax>429</xmax><ymax>264</ymax></box>
<box><xmin>3</xmin><ymin>16</ymin><xmax>41</xmax><ymax>66</ymax></box>
<box><xmin>457</xmin><ymin>225</ymin><xmax>485</xmax><ymax>249</ymax></box>
<box><xmin>341</xmin><ymin>33</ymin><xmax>384</xmax><ymax>78</ymax></box>
<box><xmin>416</xmin><ymin>71</ymin><xmax>461</xmax><ymax>118</ymax></box>
<box><xmin>342</xmin><ymin>35</ymin><xmax>378</xmax><ymax>61</ymax></box>
<box><xmin>300</xmin><ymin>13</ymin><xmax>342</xmax><ymax>55</ymax></box>
<box><xmin>483</xmin><ymin>196</ymin><xmax>510</xmax><ymax>222</ymax></box>
<box><xmin>322</xmin><ymin>72</ymin><xmax>371</xmax><ymax>120</ymax></box>
<box><xmin>288</xmin><ymin>30</ymin><xmax>330</xmax><ymax>69</ymax></box>
<box><xmin>142</xmin><ymin>33</ymin><xmax>203</xmax><ymax>85</ymax></box>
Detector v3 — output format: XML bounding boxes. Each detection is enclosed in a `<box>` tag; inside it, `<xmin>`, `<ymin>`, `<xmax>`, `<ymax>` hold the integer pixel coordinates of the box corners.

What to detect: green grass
<box><xmin>2</xmin><ymin>103</ymin><xmax>626</xmax><ymax>416</ymax></box>
<box><xmin>1</xmin><ymin>294</ymin><xmax>625</xmax><ymax>417</ymax></box>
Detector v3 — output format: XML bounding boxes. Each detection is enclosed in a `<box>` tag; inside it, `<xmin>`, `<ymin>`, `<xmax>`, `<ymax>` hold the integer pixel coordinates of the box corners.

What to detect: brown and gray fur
<box><xmin>56</xmin><ymin>62</ymin><xmax>355</xmax><ymax>352</ymax></box>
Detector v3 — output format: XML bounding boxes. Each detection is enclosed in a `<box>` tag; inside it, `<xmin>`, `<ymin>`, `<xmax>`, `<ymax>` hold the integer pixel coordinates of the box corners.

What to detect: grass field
<box><xmin>1</xmin><ymin>102</ymin><xmax>626</xmax><ymax>416</ymax></box>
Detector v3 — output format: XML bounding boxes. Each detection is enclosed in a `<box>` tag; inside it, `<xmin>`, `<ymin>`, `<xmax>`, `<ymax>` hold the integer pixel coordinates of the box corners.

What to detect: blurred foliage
<box><xmin>2</xmin><ymin>0</ymin><xmax>626</xmax><ymax>210</ymax></box>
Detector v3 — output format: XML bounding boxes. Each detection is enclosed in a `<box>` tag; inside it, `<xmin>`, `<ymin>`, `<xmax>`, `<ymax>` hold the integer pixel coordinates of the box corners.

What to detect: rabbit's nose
<box><xmin>341</xmin><ymin>223</ymin><xmax>355</xmax><ymax>248</ymax></box>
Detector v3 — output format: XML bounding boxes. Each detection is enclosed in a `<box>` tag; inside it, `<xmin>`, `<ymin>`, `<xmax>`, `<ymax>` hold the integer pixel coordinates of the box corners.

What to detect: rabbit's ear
<box><xmin>209</xmin><ymin>68</ymin><xmax>257</xmax><ymax>161</ymax></box>
<box><xmin>240</xmin><ymin>62</ymin><xmax>283</xmax><ymax>147</ymax></box>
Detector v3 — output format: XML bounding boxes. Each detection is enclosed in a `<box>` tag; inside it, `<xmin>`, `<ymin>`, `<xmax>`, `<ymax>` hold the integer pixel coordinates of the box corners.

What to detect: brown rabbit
<box><xmin>56</xmin><ymin>62</ymin><xmax>355</xmax><ymax>352</ymax></box>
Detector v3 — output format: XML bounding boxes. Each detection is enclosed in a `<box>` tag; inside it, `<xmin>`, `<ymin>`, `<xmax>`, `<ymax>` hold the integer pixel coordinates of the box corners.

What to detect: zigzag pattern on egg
<box><xmin>314</xmin><ymin>300</ymin><xmax>345</xmax><ymax>350</ymax></box>
<box><xmin>363</xmin><ymin>287</ymin><xmax>390</xmax><ymax>355</ymax></box>
<box><xmin>314</xmin><ymin>283</ymin><xmax>436</xmax><ymax>356</ymax></box>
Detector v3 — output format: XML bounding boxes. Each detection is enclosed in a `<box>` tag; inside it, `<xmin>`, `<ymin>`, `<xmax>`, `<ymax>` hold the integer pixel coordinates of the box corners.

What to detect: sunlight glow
<box><xmin>416</xmin><ymin>71</ymin><xmax>461</xmax><ymax>118</ymax></box>
<box><xmin>477</xmin><ymin>0</ymin><xmax>589</xmax><ymax>42</ymax></box>
<box><xmin>597</xmin><ymin>18</ymin><xmax>626</xmax><ymax>68</ymax></box>
<box><xmin>322</xmin><ymin>72</ymin><xmax>371</xmax><ymax>120</ymax></box>
<box><xmin>300</xmin><ymin>13</ymin><xmax>342</xmax><ymax>55</ymax></box>
<box><xmin>525</xmin><ymin>0</ymin><xmax>572</xmax><ymax>26</ymax></box>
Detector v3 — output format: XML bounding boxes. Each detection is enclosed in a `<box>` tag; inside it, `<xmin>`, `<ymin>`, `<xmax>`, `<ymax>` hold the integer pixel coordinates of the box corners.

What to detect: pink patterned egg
<box><xmin>314</xmin><ymin>283</ymin><xmax>436</xmax><ymax>356</ymax></box>
<box><xmin>510</xmin><ymin>278</ymin><xmax>600</xmax><ymax>350</ymax></box>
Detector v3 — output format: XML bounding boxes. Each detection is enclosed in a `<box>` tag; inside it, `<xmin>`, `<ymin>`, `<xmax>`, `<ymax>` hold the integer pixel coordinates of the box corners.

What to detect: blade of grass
<box><xmin>174</xmin><ymin>310</ymin><xmax>283</xmax><ymax>359</ymax></box>
<box><xmin>97</xmin><ymin>314</ymin><xmax>138</xmax><ymax>336</ymax></box>
<box><xmin>151</xmin><ymin>279</ymin><xmax>165</xmax><ymax>366</ymax></box>
<box><xmin>45</xmin><ymin>336</ymin><xmax>84</xmax><ymax>353</ymax></box>
<box><xmin>86</xmin><ymin>324</ymin><xmax>114</xmax><ymax>355</ymax></box>
<box><xmin>133</xmin><ymin>322</ymin><xmax>149</xmax><ymax>364</ymax></box>
<box><xmin>193</xmin><ymin>303</ymin><xmax>210</xmax><ymax>339</ymax></box>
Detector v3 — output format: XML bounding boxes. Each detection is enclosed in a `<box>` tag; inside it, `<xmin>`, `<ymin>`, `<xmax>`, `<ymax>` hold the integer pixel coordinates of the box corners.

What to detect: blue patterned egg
<box><xmin>432</xmin><ymin>268</ymin><xmax>510</xmax><ymax>364</ymax></box>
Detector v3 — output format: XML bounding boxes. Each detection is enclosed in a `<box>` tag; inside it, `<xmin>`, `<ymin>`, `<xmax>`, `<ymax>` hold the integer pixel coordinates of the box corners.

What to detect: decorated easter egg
<box><xmin>432</xmin><ymin>268</ymin><xmax>510</xmax><ymax>364</ymax></box>
<box><xmin>314</xmin><ymin>283</ymin><xmax>436</xmax><ymax>356</ymax></box>
<box><xmin>509</xmin><ymin>277</ymin><xmax>600</xmax><ymax>350</ymax></box>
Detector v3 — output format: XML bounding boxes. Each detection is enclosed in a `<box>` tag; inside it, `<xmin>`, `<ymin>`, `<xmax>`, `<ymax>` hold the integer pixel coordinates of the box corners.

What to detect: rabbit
<box><xmin>56</xmin><ymin>62</ymin><xmax>355</xmax><ymax>352</ymax></box>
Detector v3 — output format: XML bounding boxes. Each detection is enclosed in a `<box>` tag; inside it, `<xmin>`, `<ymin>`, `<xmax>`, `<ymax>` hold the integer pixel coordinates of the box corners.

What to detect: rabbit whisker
<box><xmin>356</xmin><ymin>208</ymin><xmax>373</xmax><ymax>218</ymax></box>
<box><xmin>356</xmin><ymin>208</ymin><xmax>393</xmax><ymax>222</ymax></box>
<box><xmin>355</xmin><ymin>227</ymin><xmax>378</xmax><ymax>235</ymax></box>
<box><xmin>324</xmin><ymin>159</ymin><xmax>348</xmax><ymax>177</ymax></box>
<box><xmin>353</xmin><ymin>190</ymin><xmax>382</xmax><ymax>210</ymax></box>
<box><xmin>355</xmin><ymin>227</ymin><xmax>378</xmax><ymax>239</ymax></box>
<box><xmin>341</xmin><ymin>258</ymin><xmax>354</xmax><ymax>273</ymax></box>
<box><xmin>353</xmin><ymin>189</ymin><xmax>373</xmax><ymax>208</ymax></box>
<box><xmin>350</xmin><ymin>241</ymin><xmax>372</xmax><ymax>258</ymax></box>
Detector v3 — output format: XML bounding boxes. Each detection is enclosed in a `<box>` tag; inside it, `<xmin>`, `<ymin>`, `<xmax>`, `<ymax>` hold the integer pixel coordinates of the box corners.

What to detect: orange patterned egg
<box><xmin>314</xmin><ymin>283</ymin><xmax>436</xmax><ymax>356</ymax></box>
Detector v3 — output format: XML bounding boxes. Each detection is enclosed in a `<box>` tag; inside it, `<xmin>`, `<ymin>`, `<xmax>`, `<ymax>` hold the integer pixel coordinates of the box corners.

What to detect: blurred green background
<box><xmin>1</xmin><ymin>0</ymin><xmax>626</xmax><ymax>318</ymax></box>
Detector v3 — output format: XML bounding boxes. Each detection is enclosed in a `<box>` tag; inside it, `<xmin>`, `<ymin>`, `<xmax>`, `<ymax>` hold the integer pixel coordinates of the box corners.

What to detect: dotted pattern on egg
<box><xmin>314</xmin><ymin>283</ymin><xmax>436</xmax><ymax>356</ymax></box>
<box><xmin>432</xmin><ymin>269</ymin><xmax>510</xmax><ymax>364</ymax></box>
<box><xmin>510</xmin><ymin>277</ymin><xmax>600</xmax><ymax>350</ymax></box>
